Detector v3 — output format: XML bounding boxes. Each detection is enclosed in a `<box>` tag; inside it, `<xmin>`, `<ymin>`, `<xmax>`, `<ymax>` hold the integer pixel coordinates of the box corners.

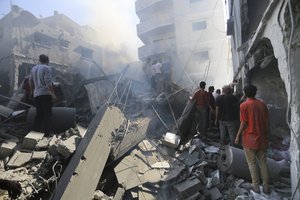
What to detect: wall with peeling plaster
<box><xmin>229</xmin><ymin>0</ymin><xmax>300</xmax><ymax>198</ymax></box>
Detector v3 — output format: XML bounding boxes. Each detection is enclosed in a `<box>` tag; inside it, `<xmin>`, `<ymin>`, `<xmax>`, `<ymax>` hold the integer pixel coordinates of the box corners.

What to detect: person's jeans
<box><xmin>219</xmin><ymin>120</ymin><xmax>239</xmax><ymax>145</ymax></box>
<box><xmin>244</xmin><ymin>148</ymin><xmax>269</xmax><ymax>188</ymax></box>
<box><xmin>195</xmin><ymin>107</ymin><xmax>208</xmax><ymax>136</ymax></box>
<box><xmin>34</xmin><ymin>95</ymin><xmax>52</xmax><ymax>135</ymax></box>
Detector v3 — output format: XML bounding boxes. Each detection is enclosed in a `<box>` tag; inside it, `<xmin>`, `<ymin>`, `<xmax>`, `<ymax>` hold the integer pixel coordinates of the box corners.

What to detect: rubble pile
<box><xmin>105</xmin><ymin>130</ymin><xmax>292</xmax><ymax>200</ymax></box>
<box><xmin>0</xmin><ymin>69</ymin><xmax>294</xmax><ymax>199</ymax></box>
<box><xmin>0</xmin><ymin>127</ymin><xmax>84</xmax><ymax>199</ymax></box>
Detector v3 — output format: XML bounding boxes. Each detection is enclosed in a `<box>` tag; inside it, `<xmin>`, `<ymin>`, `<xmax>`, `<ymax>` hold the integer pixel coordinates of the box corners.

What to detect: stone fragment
<box><xmin>151</xmin><ymin>161</ymin><xmax>170</xmax><ymax>169</ymax></box>
<box><xmin>173</xmin><ymin>176</ymin><xmax>202</xmax><ymax>198</ymax></box>
<box><xmin>204</xmin><ymin>187</ymin><xmax>223</xmax><ymax>200</ymax></box>
<box><xmin>163</xmin><ymin>132</ymin><xmax>180</xmax><ymax>149</ymax></box>
<box><xmin>32</xmin><ymin>151</ymin><xmax>47</xmax><ymax>160</ymax></box>
<box><xmin>163</xmin><ymin>164</ymin><xmax>185</xmax><ymax>182</ymax></box>
<box><xmin>22</xmin><ymin>131</ymin><xmax>44</xmax><ymax>150</ymax></box>
<box><xmin>6</xmin><ymin>151</ymin><xmax>32</xmax><ymax>168</ymax></box>
<box><xmin>0</xmin><ymin>140</ymin><xmax>17</xmax><ymax>158</ymax></box>
<box><xmin>115</xmin><ymin>155</ymin><xmax>146</xmax><ymax>189</ymax></box>
<box><xmin>56</xmin><ymin>136</ymin><xmax>80</xmax><ymax>158</ymax></box>
<box><xmin>36</xmin><ymin>137</ymin><xmax>51</xmax><ymax>149</ymax></box>
<box><xmin>143</xmin><ymin>169</ymin><xmax>163</xmax><ymax>183</ymax></box>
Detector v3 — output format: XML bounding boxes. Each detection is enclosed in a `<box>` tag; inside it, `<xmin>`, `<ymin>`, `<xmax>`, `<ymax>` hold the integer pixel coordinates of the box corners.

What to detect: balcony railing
<box><xmin>137</xmin><ymin>13</ymin><xmax>175</xmax><ymax>36</ymax></box>
<box><xmin>135</xmin><ymin>0</ymin><xmax>163</xmax><ymax>13</ymax></box>
<box><xmin>138</xmin><ymin>38</ymin><xmax>176</xmax><ymax>60</ymax></box>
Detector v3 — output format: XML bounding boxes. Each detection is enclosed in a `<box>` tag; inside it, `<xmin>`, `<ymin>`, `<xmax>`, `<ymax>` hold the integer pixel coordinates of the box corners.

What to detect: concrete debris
<box><xmin>6</xmin><ymin>151</ymin><xmax>32</xmax><ymax>168</ymax></box>
<box><xmin>173</xmin><ymin>176</ymin><xmax>202</xmax><ymax>198</ymax></box>
<box><xmin>0</xmin><ymin>67</ymin><xmax>292</xmax><ymax>200</ymax></box>
<box><xmin>0</xmin><ymin>140</ymin><xmax>17</xmax><ymax>158</ymax></box>
<box><xmin>114</xmin><ymin>155</ymin><xmax>146</xmax><ymax>190</ymax></box>
<box><xmin>204</xmin><ymin>145</ymin><xmax>219</xmax><ymax>153</ymax></box>
<box><xmin>56</xmin><ymin>135</ymin><xmax>80</xmax><ymax>158</ymax></box>
<box><xmin>204</xmin><ymin>187</ymin><xmax>223</xmax><ymax>200</ymax></box>
<box><xmin>22</xmin><ymin>131</ymin><xmax>44</xmax><ymax>150</ymax></box>
<box><xmin>143</xmin><ymin>169</ymin><xmax>164</xmax><ymax>183</ymax></box>
<box><xmin>151</xmin><ymin>161</ymin><xmax>170</xmax><ymax>169</ymax></box>
<box><xmin>32</xmin><ymin>151</ymin><xmax>47</xmax><ymax>160</ymax></box>
<box><xmin>138</xmin><ymin>185</ymin><xmax>156</xmax><ymax>200</ymax></box>
<box><xmin>163</xmin><ymin>132</ymin><xmax>180</xmax><ymax>149</ymax></box>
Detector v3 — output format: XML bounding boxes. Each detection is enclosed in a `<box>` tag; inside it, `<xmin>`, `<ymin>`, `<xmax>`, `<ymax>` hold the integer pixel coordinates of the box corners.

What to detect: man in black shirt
<box><xmin>215</xmin><ymin>85</ymin><xmax>240</xmax><ymax>145</ymax></box>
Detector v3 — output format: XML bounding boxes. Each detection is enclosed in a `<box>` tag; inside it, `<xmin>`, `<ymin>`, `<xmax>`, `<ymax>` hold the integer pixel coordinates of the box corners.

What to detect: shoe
<box><xmin>251</xmin><ymin>185</ymin><xmax>260</xmax><ymax>193</ymax></box>
<box><xmin>263</xmin><ymin>186</ymin><xmax>271</xmax><ymax>194</ymax></box>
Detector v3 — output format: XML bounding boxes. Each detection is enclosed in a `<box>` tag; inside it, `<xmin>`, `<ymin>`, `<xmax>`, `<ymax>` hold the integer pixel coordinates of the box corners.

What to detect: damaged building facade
<box><xmin>0</xmin><ymin>5</ymin><xmax>104</xmax><ymax>96</ymax></box>
<box><xmin>227</xmin><ymin>0</ymin><xmax>300</xmax><ymax>198</ymax></box>
<box><xmin>135</xmin><ymin>0</ymin><xmax>232</xmax><ymax>88</ymax></box>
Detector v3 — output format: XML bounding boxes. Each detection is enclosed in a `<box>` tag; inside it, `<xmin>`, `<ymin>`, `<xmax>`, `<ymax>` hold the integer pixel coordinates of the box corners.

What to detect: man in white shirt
<box><xmin>29</xmin><ymin>54</ymin><xmax>57</xmax><ymax>135</ymax></box>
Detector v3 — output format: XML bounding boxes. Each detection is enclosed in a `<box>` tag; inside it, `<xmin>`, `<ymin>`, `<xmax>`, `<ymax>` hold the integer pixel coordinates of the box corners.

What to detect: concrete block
<box><xmin>204</xmin><ymin>187</ymin><xmax>223</xmax><ymax>200</ymax></box>
<box><xmin>163</xmin><ymin>165</ymin><xmax>185</xmax><ymax>182</ymax></box>
<box><xmin>6</xmin><ymin>151</ymin><xmax>32</xmax><ymax>168</ymax></box>
<box><xmin>0</xmin><ymin>140</ymin><xmax>17</xmax><ymax>158</ymax></box>
<box><xmin>56</xmin><ymin>136</ymin><xmax>80</xmax><ymax>158</ymax></box>
<box><xmin>48</xmin><ymin>135</ymin><xmax>60</xmax><ymax>156</ymax></box>
<box><xmin>173</xmin><ymin>176</ymin><xmax>202</xmax><ymax>198</ymax></box>
<box><xmin>32</xmin><ymin>151</ymin><xmax>47</xmax><ymax>160</ymax></box>
<box><xmin>36</xmin><ymin>137</ymin><xmax>51</xmax><ymax>149</ymax></box>
<box><xmin>22</xmin><ymin>131</ymin><xmax>44</xmax><ymax>150</ymax></box>
<box><xmin>185</xmin><ymin>192</ymin><xmax>201</xmax><ymax>200</ymax></box>
<box><xmin>163</xmin><ymin>132</ymin><xmax>180</xmax><ymax>149</ymax></box>
<box><xmin>151</xmin><ymin>161</ymin><xmax>170</xmax><ymax>169</ymax></box>
<box><xmin>115</xmin><ymin>155</ymin><xmax>146</xmax><ymax>189</ymax></box>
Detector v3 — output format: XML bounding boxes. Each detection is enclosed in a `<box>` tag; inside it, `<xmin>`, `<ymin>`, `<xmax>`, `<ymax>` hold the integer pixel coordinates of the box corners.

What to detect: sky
<box><xmin>0</xmin><ymin>0</ymin><xmax>142</xmax><ymax>60</ymax></box>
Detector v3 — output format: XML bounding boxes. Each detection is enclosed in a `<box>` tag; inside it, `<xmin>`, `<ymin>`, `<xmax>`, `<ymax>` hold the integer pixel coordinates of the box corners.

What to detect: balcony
<box><xmin>135</xmin><ymin>0</ymin><xmax>173</xmax><ymax>16</ymax></box>
<box><xmin>138</xmin><ymin>38</ymin><xmax>176</xmax><ymax>60</ymax></box>
<box><xmin>137</xmin><ymin>13</ymin><xmax>175</xmax><ymax>41</ymax></box>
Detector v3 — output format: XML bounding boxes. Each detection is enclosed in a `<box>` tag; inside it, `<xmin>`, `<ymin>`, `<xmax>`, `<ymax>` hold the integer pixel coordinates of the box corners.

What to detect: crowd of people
<box><xmin>191</xmin><ymin>80</ymin><xmax>270</xmax><ymax>195</ymax></box>
<box><xmin>143</xmin><ymin>57</ymin><xmax>172</xmax><ymax>94</ymax></box>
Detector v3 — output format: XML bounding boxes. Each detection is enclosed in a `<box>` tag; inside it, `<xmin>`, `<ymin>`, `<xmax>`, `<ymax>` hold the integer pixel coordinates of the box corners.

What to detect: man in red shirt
<box><xmin>235</xmin><ymin>85</ymin><xmax>270</xmax><ymax>194</ymax></box>
<box><xmin>191</xmin><ymin>81</ymin><xmax>213</xmax><ymax>136</ymax></box>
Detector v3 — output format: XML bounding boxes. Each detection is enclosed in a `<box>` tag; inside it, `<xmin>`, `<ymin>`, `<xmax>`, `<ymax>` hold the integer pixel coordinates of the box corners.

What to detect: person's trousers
<box><xmin>219</xmin><ymin>120</ymin><xmax>239</xmax><ymax>145</ymax></box>
<box><xmin>34</xmin><ymin>95</ymin><xmax>52</xmax><ymax>135</ymax></box>
<box><xmin>196</xmin><ymin>107</ymin><xmax>208</xmax><ymax>135</ymax></box>
<box><xmin>244</xmin><ymin>148</ymin><xmax>269</xmax><ymax>188</ymax></box>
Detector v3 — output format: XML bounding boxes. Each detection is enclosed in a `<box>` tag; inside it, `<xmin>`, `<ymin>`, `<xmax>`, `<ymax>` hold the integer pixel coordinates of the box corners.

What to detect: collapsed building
<box><xmin>227</xmin><ymin>0</ymin><xmax>300</xmax><ymax>199</ymax></box>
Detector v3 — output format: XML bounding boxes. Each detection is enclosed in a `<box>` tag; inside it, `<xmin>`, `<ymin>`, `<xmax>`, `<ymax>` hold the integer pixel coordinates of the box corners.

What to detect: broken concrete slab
<box><xmin>138</xmin><ymin>185</ymin><xmax>156</xmax><ymax>200</ymax></box>
<box><xmin>6</xmin><ymin>151</ymin><xmax>32</xmax><ymax>168</ymax></box>
<box><xmin>114</xmin><ymin>155</ymin><xmax>146</xmax><ymax>189</ymax></box>
<box><xmin>204</xmin><ymin>187</ymin><xmax>223</xmax><ymax>200</ymax></box>
<box><xmin>22</xmin><ymin>131</ymin><xmax>44</xmax><ymax>150</ymax></box>
<box><xmin>162</xmin><ymin>164</ymin><xmax>185</xmax><ymax>183</ymax></box>
<box><xmin>32</xmin><ymin>151</ymin><xmax>47</xmax><ymax>160</ymax></box>
<box><xmin>151</xmin><ymin>161</ymin><xmax>170</xmax><ymax>169</ymax></box>
<box><xmin>35</xmin><ymin>137</ymin><xmax>51</xmax><ymax>149</ymax></box>
<box><xmin>144</xmin><ymin>169</ymin><xmax>164</xmax><ymax>183</ymax></box>
<box><xmin>56</xmin><ymin>135</ymin><xmax>80</xmax><ymax>158</ymax></box>
<box><xmin>173</xmin><ymin>176</ymin><xmax>202</xmax><ymax>198</ymax></box>
<box><xmin>0</xmin><ymin>105</ymin><xmax>14</xmax><ymax>118</ymax></box>
<box><xmin>0</xmin><ymin>140</ymin><xmax>17</xmax><ymax>158</ymax></box>
<box><xmin>53</xmin><ymin>106</ymin><xmax>125</xmax><ymax>200</ymax></box>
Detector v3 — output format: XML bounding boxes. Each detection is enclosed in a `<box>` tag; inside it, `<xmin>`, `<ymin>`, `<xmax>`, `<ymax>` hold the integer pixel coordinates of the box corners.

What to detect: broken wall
<box><xmin>230</xmin><ymin>0</ymin><xmax>300</xmax><ymax>198</ymax></box>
